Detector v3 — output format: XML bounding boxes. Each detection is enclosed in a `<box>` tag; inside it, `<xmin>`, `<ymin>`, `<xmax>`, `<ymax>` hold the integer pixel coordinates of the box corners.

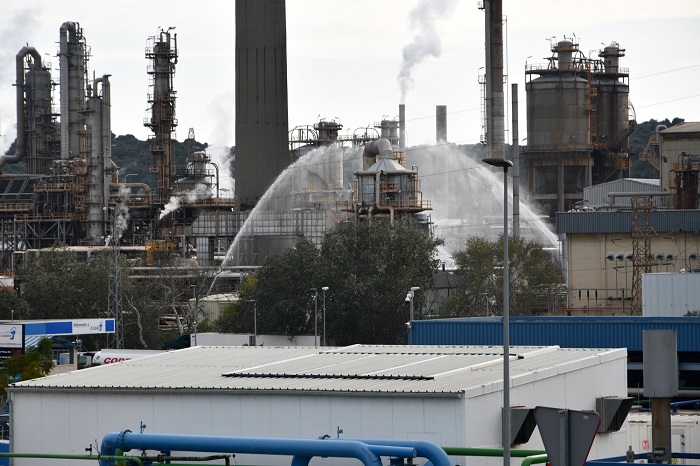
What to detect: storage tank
<box><xmin>594</xmin><ymin>43</ymin><xmax>629</xmax><ymax>147</ymax></box>
<box><xmin>526</xmin><ymin>40</ymin><xmax>589</xmax><ymax>151</ymax></box>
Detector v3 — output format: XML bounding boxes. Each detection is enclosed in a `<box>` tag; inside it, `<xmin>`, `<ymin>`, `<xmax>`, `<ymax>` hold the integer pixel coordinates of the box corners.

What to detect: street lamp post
<box><xmin>482</xmin><ymin>157</ymin><xmax>513</xmax><ymax>466</ymax></box>
<box><xmin>405</xmin><ymin>286</ymin><xmax>420</xmax><ymax>345</ymax></box>
<box><xmin>190</xmin><ymin>284</ymin><xmax>198</xmax><ymax>346</ymax></box>
<box><xmin>246</xmin><ymin>299</ymin><xmax>257</xmax><ymax>345</ymax></box>
<box><xmin>310</xmin><ymin>288</ymin><xmax>318</xmax><ymax>347</ymax></box>
<box><xmin>321</xmin><ymin>287</ymin><xmax>329</xmax><ymax>346</ymax></box>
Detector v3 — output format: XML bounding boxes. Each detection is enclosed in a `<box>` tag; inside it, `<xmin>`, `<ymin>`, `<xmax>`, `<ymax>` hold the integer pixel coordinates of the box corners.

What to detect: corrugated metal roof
<box><xmin>556</xmin><ymin>210</ymin><xmax>700</xmax><ymax>234</ymax></box>
<box><xmin>582</xmin><ymin>179</ymin><xmax>661</xmax><ymax>208</ymax></box>
<box><xmin>9</xmin><ymin>344</ymin><xmax>624</xmax><ymax>397</ymax></box>
<box><xmin>413</xmin><ymin>317</ymin><xmax>700</xmax><ymax>352</ymax></box>
<box><xmin>661</xmin><ymin>122</ymin><xmax>700</xmax><ymax>134</ymax></box>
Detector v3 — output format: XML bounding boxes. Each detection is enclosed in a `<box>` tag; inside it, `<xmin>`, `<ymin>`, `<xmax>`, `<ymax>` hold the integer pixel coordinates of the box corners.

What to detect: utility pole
<box><xmin>107</xmin><ymin>208</ymin><xmax>123</xmax><ymax>349</ymax></box>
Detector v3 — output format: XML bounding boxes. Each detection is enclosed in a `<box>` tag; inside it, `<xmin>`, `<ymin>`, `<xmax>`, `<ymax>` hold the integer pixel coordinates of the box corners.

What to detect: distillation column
<box><xmin>144</xmin><ymin>28</ymin><xmax>178</xmax><ymax>205</ymax></box>
<box><xmin>85</xmin><ymin>76</ymin><xmax>113</xmax><ymax>245</ymax></box>
<box><xmin>0</xmin><ymin>47</ymin><xmax>56</xmax><ymax>174</ymax></box>
<box><xmin>59</xmin><ymin>21</ymin><xmax>87</xmax><ymax>160</ymax></box>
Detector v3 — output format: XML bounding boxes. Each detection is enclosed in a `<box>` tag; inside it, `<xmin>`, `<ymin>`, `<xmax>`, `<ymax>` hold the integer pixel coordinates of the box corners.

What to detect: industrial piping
<box><xmin>341</xmin><ymin>438</ymin><xmax>452</xmax><ymax>466</ymax></box>
<box><xmin>99</xmin><ymin>431</ymin><xmax>417</xmax><ymax>466</ymax></box>
<box><xmin>0</xmin><ymin>47</ymin><xmax>42</xmax><ymax>173</ymax></box>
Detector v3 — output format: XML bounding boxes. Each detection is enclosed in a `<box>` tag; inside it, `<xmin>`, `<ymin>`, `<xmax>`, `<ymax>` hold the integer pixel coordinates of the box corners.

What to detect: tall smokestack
<box><xmin>436</xmin><ymin>105</ymin><xmax>447</xmax><ymax>144</ymax></box>
<box><xmin>485</xmin><ymin>0</ymin><xmax>505</xmax><ymax>159</ymax></box>
<box><xmin>399</xmin><ymin>104</ymin><xmax>406</xmax><ymax>150</ymax></box>
<box><xmin>235</xmin><ymin>0</ymin><xmax>289</xmax><ymax>211</ymax></box>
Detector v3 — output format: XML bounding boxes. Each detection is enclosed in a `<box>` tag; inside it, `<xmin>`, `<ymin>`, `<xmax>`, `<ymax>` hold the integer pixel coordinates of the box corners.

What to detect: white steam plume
<box><xmin>159</xmin><ymin>183</ymin><xmax>213</xmax><ymax>220</ymax></box>
<box><xmin>159</xmin><ymin>196</ymin><xmax>180</xmax><ymax>220</ymax></box>
<box><xmin>398</xmin><ymin>0</ymin><xmax>457</xmax><ymax>103</ymax></box>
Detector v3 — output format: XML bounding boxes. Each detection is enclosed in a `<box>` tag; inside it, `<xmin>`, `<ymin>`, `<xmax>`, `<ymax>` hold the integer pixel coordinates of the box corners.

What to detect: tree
<box><xmin>17</xmin><ymin>248</ymin><xmax>113</xmax><ymax>347</ymax></box>
<box><xmin>317</xmin><ymin>219</ymin><xmax>443</xmax><ymax>345</ymax></box>
<box><xmin>15</xmin><ymin>245</ymin><xmax>171</xmax><ymax>350</ymax></box>
<box><xmin>216</xmin><ymin>238</ymin><xmax>320</xmax><ymax>338</ymax></box>
<box><xmin>218</xmin><ymin>218</ymin><xmax>444</xmax><ymax>345</ymax></box>
<box><xmin>443</xmin><ymin>235</ymin><xmax>564</xmax><ymax>317</ymax></box>
<box><xmin>0</xmin><ymin>337</ymin><xmax>54</xmax><ymax>400</ymax></box>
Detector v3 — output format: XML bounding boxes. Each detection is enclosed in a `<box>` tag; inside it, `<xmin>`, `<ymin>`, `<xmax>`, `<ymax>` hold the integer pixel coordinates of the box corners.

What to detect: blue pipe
<box><xmin>338</xmin><ymin>438</ymin><xmax>452</xmax><ymax>466</ymax></box>
<box><xmin>100</xmin><ymin>431</ymin><xmax>416</xmax><ymax>466</ymax></box>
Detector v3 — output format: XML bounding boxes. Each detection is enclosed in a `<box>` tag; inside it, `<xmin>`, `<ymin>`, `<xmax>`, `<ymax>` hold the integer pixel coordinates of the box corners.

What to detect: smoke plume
<box><xmin>398</xmin><ymin>0</ymin><xmax>457</xmax><ymax>103</ymax></box>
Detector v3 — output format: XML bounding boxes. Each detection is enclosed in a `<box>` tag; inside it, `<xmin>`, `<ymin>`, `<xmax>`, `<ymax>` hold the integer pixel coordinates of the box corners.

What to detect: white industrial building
<box><xmin>8</xmin><ymin>345</ymin><xmax>630</xmax><ymax>466</ymax></box>
<box><xmin>643</xmin><ymin>273</ymin><xmax>700</xmax><ymax>316</ymax></box>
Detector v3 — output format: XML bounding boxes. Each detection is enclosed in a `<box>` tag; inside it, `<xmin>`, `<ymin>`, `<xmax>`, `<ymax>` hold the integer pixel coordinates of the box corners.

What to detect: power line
<box><xmin>634</xmin><ymin>64</ymin><xmax>700</xmax><ymax>80</ymax></box>
<box><xmin>636</xmin><ymin>93</ymin><xmax>700</xmax><ymax>109</ymax></box>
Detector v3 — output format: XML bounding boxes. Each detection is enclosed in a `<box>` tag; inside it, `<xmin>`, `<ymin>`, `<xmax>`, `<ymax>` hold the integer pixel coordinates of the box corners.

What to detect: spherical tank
<box><xmin>526</xmin><ymin>73</ymin><xmax>590</xmax><ymax>151</ymax></box>
<box><xmin>593</xmin><ymin>76</ymin><xmax>629</xmax><ymax>148</ymax></box>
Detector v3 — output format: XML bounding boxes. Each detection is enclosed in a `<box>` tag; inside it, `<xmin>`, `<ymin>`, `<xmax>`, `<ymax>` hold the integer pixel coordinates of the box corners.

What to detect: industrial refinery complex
<box><xmin>0</xmin><ymin>1</ymin><xmax>700</xmax><ymax>466</ymax></box>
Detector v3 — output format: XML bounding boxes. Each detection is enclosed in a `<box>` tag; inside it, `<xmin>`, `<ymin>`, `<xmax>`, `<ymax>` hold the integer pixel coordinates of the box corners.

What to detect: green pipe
<box><xmin>521</xmin><ymin>454</ymin><xmax>549</xmax><ymax>466</ymax></box>
<box><xmin>0</xmin><ymin>452</ymin><xmax>231</xmax><ymax>466</ymax></box>
<box><xmin>144</xmin><ymin>454</ymin><xmax>230</xmax><ymax>464</ymax></box>
<box><xmin>0</xmin><ymin>453</ymin><xmax>143</xmax><ymax>466</ymax></box>
<box><xmin>443</xmin><ymin>447</ymin><xmax>546</xmax><ymax>458</ymax></box>
<box><xmin>152</xmin><ymin>455</ymin><xmax>231</xmax><ymax>466</ymax></box>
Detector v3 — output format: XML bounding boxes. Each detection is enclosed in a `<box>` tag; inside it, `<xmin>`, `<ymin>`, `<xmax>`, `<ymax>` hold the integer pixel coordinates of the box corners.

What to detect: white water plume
<box><xmin>398</xmin><ymin>0</ymin><xmax>458</xmax><ymax>103</ymax></box>
<box><xmin>408</xmin><ymin>144</ymin><xmax>559</xmax><ymax>253</ymax></box>
<box><xmin>212</xmin><ymin>142</ymin><xmax>558</xmax><ymax>289</ymax></box>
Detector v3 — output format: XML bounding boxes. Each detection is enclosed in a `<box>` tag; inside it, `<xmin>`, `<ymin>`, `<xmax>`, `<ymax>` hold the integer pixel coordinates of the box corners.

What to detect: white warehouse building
<box><xmin>8</xmin><ymin>345</ymin><xmax>630</xmax><ymax>466</ymax></box>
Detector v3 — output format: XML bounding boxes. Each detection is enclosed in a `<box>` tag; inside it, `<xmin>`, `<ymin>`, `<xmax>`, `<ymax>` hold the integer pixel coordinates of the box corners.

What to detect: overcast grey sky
<box><xmin>1</xmin><ymin>0</ymin><xmax>699</xmax><ymax>160</ymax></box>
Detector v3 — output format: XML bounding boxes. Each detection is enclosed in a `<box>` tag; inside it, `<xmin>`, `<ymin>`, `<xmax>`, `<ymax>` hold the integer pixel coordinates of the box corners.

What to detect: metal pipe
<box><xmin>341</xmin><ymin>439</ymin><xmax>451</xmax><ymax>466</ymax></box>
<box><xmin>521</xmin><ymin>454</ymin><xmax>549</xmax><ymax>466</ymax></box>
<box><xmin>99</xmin><ymin>431</ymin><xmax>412</xmax><ymax>466</ymax></box>
<box><xmin>0</xmin><ymin>452</ymin><xmax>233</xmax><ymax>466</ymax></box>
<box><xmin>0</xmin><ymin>452</ymin><xmax>143</xmax><ymax>466</ymax></box>
<box><xmin>606</xmin><ymin>191</ymin><xmax>673</xmax><ymax>206</ymax></box>
<box><xmin>511</xmin><ymin>83</ymin><xmax>520</xmax><ymax>237</ymax></box>
<box><xmin>399</xmin><ymin>104</ymin><xmax>406</xmax><ymax>150</ymax></box>
<box><xmin>111</xmin><ymin>182</ymin><xmax>152</xmax><ymax>193</ymax></box>
<box><xmin>442</xmin><ymin>447</ymin><xmax>546</xmax><ymax>458</ymax></box>
<box><xmin>0</xmin><ymin>47</ymin><xmax>43</xmax><ymax>173</ymax></box>
<box><xmin>363</xmin><ymin>138</ymin><xmax>393</xmax><ymax>160</ymax></box>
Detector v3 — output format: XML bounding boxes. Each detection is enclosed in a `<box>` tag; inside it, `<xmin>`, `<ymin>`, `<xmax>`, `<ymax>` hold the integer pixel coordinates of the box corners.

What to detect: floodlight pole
<box><xmin>322</xmin><ymin>287</ymin><xmax>329</xmax><ymax>346</ymax></box>
<box><xmin>483</xmin><ymin>157</ymin><xmax>513</xmax><ymax>466</ymax></box>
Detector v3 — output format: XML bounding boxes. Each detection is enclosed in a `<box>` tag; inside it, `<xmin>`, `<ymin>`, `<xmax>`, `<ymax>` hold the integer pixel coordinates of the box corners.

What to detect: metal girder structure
<box><xmin>107</xmin><ymin>211</ymin><xmax>123</xmax><ymax>349</ymax></box>
<box><xmin>630</xmin><ymin>196</ymin><xmax>656</xmax><ymax>314</ymax></box>
<box><xmin>17</xmin><ymin>218</ymin><xmax>78</xmax><ymax>249</ymax></box>
<box><xmin>0</xmin><ymin>219</ymin><xmax>17</xmax><ymax>271</ymax></box>
<box><xmin>107</xmin><ymin>244</ymin><xmax>123</xmax><ymax>349</ymax></box>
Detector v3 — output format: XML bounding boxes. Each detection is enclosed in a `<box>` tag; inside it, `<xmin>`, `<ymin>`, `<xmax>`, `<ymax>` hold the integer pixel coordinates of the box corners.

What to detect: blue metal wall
<box><xmin>412</xmin><ymin>316</ymin><xmax>700</xmax><ymax>352</ymax></box>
